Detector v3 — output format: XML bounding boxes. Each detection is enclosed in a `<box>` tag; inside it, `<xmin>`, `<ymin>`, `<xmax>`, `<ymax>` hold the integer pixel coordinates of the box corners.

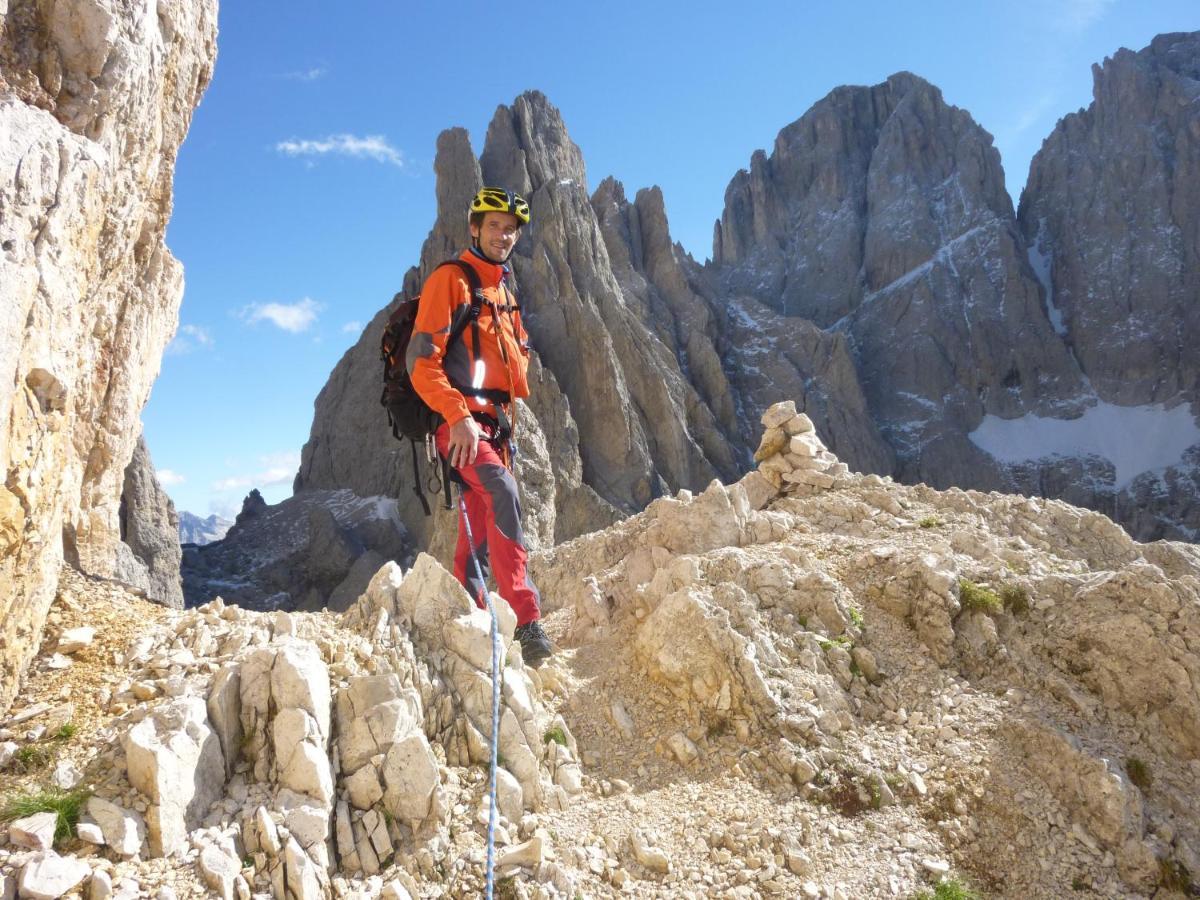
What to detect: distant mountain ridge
<box><xmin>178</xmin><ymin>511</ymin><xmax>233</xmax><ymax>546</ymax></box>
<box><xmin>170</xmin><ymin>30</ymin><xmax>1200</xmax><ymax>611</ymax></box>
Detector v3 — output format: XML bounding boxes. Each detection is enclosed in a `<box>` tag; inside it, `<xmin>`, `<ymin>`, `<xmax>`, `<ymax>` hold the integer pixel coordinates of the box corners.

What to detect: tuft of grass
<box><xmin>50</xmin><ymin>723</ymin><xmax>77</xmax><ymax>742</ymax></box>
<box><xmin>911</xmin><ymin>878</ymin><xmax>983</xmax><ymax>900</ymax></box>
<box><xmin>1000</xmin><ymin>584</ymin><xmax>1030</xmax><ymax>615</ymax></box>
<box><xmin>817</xmin><ymin>635</ymin><xmax>853</xmax><ymax>652</ymax></box>
<box><xmin>848</xmin><ymin>608</ymin><xmax>865</xmax><ymax>630</ymax></box>
<box><xmin>918</xmin><ymin>515</ymin><xmax>942</xmax><ymax>529</ymax></box>
<box><xmin>1126</xmin><ymin>757</ymin><xmax>1152</xmax><ymax>792</ymax></box>
<box><xmin>958</xmin><ymin>579</ymin><xmax>1002</xmax><ymax>615</ymax></box>
<box><xmin>1</xmin><ymin>787</ymin><xmax>90</xmax><ymax>845</ymax></box>
<box><xmin>1071</xmin><ymin>874</ymin><xmax>1088</xmax><ymax>891</ymax></box>
<box><xmin>543</xmin><ymin>726</ymin><xmax>568</xmax><ymax>747</ymax></box>
<box><xmin>9</xmin><ymin>745</ymin><xmax>52</xmax><ymax>773</ymax></box>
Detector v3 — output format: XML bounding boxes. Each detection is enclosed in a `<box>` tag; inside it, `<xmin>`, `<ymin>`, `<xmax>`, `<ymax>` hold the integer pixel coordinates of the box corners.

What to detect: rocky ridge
<box><xmin>178</xmin><ymin>512</ymin><xmax>234</xmax><ymax>548</ymax></box>
<box><xmin>275</xmin><ymin>37</ymin><xmax>1199</xmax><ymax>618</ymax></box>
<box><xmin>1</xmin><ymin>405</ymin><xmax>1197</xmax><ymax>899</ymax></box>
<box><xmin>0</xmin><ymin>0</ymin><xmax>217</xmax><ymax>703</ymax></box>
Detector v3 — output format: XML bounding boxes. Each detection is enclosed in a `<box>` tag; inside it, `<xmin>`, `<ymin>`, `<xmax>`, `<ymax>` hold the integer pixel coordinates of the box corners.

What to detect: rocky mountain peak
<box><xmin>481</xmin><ymin>90</ymin><xmax>588</xmax><ymax>198</ymax></box>
<box><xmin>1018</xmin><ymin>30</ymin><xmax>1200</xmax><ymax>407</ymax></box>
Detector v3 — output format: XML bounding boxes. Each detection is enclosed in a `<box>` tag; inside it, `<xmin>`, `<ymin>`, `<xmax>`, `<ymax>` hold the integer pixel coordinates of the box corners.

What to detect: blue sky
<box><xmin>145</xmin><ymin>0</ymin><xmax>1198</xmax><ymax>519</ymax></box>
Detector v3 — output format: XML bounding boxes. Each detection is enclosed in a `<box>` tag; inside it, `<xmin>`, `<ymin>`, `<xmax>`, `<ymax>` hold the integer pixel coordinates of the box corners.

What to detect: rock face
<box><xmin>711</xmin><ymin>72</ymin><xmax>1087</xmax><ymax>492</ymax></box>
<box><xmin>114</xmin><ymin>433</ymin><xmax>184</xmax><ymax>608</ymax></box>
<box><xmin>1020</xmin><ymin>32</ymin><xmax>1200</xmax><ymax>405</ymax></box>
<box><xmin>1017</xmin><ymin>31</ymin><xmax>1200</xmax><ymax>538</ymax></box>
<box><xmin>181</xmin><ymin>489</ymin><xmax>410</xmax><ymax>611</ymax></box>
<box><xmin>178</xmin><ymin>512</ymin><xmax>232</xmax><ymax>546</ymax></box>
<box><xmin>0</xmin><ymin>0</ymin><xmax>217</xmax><ymax>706</ymax></box>
<box><xmin>294</xmin><ymin>95</ymin><xmax>754</xmax><ymax>565</ymax></box>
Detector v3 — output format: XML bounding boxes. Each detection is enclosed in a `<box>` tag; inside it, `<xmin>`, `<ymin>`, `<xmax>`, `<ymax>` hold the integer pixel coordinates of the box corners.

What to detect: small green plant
<box><xmin>1000</xmin><ymin>584</ymin><xmax>1030</xmax><ymax>615</ymax></box>
<box><xmin>849</xmin><ymin>660</ymin><xmax>863</xmax><ymax>679</ymax></box>
<box><xmin>10</xmin><ymin>745</ymin><xmax>52</xmax><ymax>773</ymax></box>
<box><xmin>848</xmin><ymin>608</ymin><xmax>865</xmax><ymax>630</ymax></box>
<box><xmin>958</xmin><ymin>579</ymin><xmax>1002</xmax><ymax>615</ymax></box>
<box><xmin>543</xmin><ymin>726</ymin><xmax>568</xmax><ymax>747</ymax></box>
<box><xmin>817</xmin><ymin>635</ymin><xmax>853</xmax><ymax>652</ymax></box>
<box><xmin>1126</xmin><ymin>757</ymin><xmax>1152</xmax><ymax>792</ymax></box>
<box><xmin>918</xmin><ymin>515</ymin><xmax>942</xmax><ymax>529</ymax></box>
<box><xmin>1</xmin><ymin>787</ymin><xmax>90</xmax><ymax>845</ymax></box>
<box><xmin>797</xmin><ymin>615</ymin><xmax>808</xmax><ymax>628</ymax></box>
<box><xmin>868</xmin><ymin>778</ymin><xmax>883</xmax><ymax>810</ymax></box>
<box><xmin>911</xmin><ymin>878</ymin><xmax>982</xmax><ymax>900</ymax></box>
<box><xmin>50</xmin><ymin>723</ymin><xmax>77</xmax><ymax>742</ymax></box>
<box><xmin>1071</xmin><ymin>874</ymin><xmax>1088</xmax><ymax>891</ymax></box>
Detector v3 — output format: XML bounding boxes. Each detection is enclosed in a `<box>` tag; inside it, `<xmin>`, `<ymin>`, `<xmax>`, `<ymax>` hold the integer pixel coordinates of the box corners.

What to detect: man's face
<box><xmin>471</xmin><ymin>211</ymin><xmax>522</xmax><ymax>262</ymax></box>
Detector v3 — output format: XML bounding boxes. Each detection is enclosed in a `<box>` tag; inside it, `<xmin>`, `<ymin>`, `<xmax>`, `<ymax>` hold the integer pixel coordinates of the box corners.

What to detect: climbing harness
<box><xmin>458</xmin><ymin>488</ymin><xmax>502</xmax><ymax>899</ymax></box>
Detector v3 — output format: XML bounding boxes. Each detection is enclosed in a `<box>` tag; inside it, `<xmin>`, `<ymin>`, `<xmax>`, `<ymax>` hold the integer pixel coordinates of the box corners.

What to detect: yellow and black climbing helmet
<box><xmin>469</xmin><ymin>187</ymin><xmax>530</xmax><ymax>225</ymax></box>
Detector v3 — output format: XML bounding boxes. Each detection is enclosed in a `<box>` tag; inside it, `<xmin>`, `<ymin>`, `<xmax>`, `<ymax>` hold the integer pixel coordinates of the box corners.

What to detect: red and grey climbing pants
<box><xmin>435</xmin><ymin>421</ymin><xmax>541</xmax><ymax>626</ymax></box>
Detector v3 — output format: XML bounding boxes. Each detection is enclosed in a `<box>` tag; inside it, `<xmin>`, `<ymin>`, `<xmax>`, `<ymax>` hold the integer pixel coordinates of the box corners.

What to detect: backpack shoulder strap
<box><xmin>435</xmin><ymin>260</ymin><xmax>484</xmax><ymax>350</ymax></box>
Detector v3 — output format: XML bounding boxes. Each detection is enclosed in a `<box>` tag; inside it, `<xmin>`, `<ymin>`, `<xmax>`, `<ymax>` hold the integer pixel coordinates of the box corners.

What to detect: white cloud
<box><xmin>1053</xmin><ymin>0</ymin><xmax>1115</xmax><ymax>32</ymax></box>
<box><xmin>282</xmin><ymin>66</ymin><xmax>327</xmax><ymax>82</ymax></box>
<box><xmin>212</xmin><ymin>475</ymin><xmax>253</xmax><ymax>492</ymax></box>
<box><xmin>240</xmin><ymin>298</ymin><xmax>321</xmax><ymax>333</ymax></box>
<box><xmin>1011</xmin><ymin>93</ymin><xmax>1058</xmax><ymax>137</ymax></box>
<box><xmin>156</xmin><ymin>468</ymin><xmax>186</xmax><ymax>486</ymax></box>
<box><xmin>341</xmin><ymin>321</ymin><xmax>363</xmax><ymax>334</ymax></box>
<box><xmin>165</xmin><ymin>323</ymin><xmax>214</xmax><ymax>355</ymax></box>
<box><xmin>275</xmin><ymin>134</ymin><xmax>404</xmax><ymax>167</ymax></box>
<box><xmin>211</xmin><ymin>451</ymin><xmax>300</xmax><ymax>494</ymax></box>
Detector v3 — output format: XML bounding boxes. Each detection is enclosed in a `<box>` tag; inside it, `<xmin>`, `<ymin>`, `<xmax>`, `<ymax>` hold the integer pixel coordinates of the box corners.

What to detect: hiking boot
<box><xmin>514</xmin><ymin>620</ymin><xmax>553</xmax><ymax>668</ymax></box>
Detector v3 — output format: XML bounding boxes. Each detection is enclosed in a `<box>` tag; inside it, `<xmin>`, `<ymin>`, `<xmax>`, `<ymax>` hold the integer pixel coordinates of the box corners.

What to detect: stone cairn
<box><xmin>753</xmin><ymin>401</ymin><xmax>851</xmax><ymax>496</ymax></box>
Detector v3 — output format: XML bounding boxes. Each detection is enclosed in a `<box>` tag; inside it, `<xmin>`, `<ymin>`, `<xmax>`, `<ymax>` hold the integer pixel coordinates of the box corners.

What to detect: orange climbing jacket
<box><xmin>406</xmin><ymin>248</ymin><xmax>530</xmax><ymax>436</ymax></box>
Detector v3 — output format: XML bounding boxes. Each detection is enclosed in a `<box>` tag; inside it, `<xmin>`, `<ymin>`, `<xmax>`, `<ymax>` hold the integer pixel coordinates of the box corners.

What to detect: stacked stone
<box><xmin>753</xmin><ymin>401</ymin><xmax>851</xmax><ymax>494</ymax></box>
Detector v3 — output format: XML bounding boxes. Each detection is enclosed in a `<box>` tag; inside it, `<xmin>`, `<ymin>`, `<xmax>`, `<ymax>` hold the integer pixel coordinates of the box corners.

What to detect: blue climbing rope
<box><xmin>458</xmin><ymin>489</ymin><xmax>501</xmax><ymax>900</ymax></box>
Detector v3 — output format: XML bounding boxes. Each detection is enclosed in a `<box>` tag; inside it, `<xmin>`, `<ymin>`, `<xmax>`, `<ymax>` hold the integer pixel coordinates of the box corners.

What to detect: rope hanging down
<box><xmin>458</xmin><ymin>489</ymin><xmax>502</xmax><ymax>899</ymax></box>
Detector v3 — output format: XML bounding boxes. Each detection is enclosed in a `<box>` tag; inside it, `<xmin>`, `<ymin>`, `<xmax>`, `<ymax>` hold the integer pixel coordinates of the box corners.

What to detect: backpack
<box><xmin>379</xmin><ymin>259</ymin><xmax>513</xmax><ymax>514</ymax></box>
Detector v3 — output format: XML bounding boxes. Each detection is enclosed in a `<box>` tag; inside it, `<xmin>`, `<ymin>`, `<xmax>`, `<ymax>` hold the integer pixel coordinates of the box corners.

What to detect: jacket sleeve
<box><xmin>407</xmin><ymin>266</ymin><xmax>473</xmax><ymax>427</ymax></box>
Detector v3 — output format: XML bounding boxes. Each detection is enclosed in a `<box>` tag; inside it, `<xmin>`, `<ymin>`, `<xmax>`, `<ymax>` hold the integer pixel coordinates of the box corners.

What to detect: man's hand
<box><xmin>447</xmin><ymin>416</ymin><xmax>482</xmax><ymax>468</ymax></box>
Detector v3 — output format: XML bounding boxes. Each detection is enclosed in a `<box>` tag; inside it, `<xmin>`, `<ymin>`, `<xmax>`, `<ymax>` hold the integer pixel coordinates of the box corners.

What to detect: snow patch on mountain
<box><xmin>969</xmin><ymin>401</ymin><xmax>1200</xmax><ymax>488</ymax></box>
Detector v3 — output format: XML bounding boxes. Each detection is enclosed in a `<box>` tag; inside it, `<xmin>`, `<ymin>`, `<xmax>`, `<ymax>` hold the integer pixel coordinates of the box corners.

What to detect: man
<box><xmin>407</xmin><ymin>187</ymin><xmax>553</xmax><ymax>667</ymax></box>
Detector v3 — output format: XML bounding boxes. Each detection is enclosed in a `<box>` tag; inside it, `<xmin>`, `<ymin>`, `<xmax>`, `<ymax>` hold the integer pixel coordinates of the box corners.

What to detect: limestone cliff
<box><xmin>711</xmin><ymin>72</ymin><xmax>1088</xmax><ymax>493</ymax></box>
<box><xmin>1017</xmin><ymin>31</ymin><xmax>1200</xmax><ymax>539</ymax></box>
<box><xmin>115</xmin><ymin>432</ymin><xmax>183</xmax><ymax>608</ymax></box>
<box><xmin>0</xmin><ymin>0</ymin><xmax>217</xmax><ymax>706</ymax></box>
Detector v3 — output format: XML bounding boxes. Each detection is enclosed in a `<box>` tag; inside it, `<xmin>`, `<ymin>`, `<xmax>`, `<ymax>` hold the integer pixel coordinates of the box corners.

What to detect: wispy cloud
<box><xmin>341</xmin><ymin>321</ymin><xmax>363</xmax><ymax>334</ymax></box>
<box><xmin>211</xmin><ymin>451</ymin><xmax>300</xmax><ymax>493</ymax></box>
<box><xmin>240</xmin><ymin>298</ymin><xmax>321</xmax><ymax>333</ymax></box>
<box><xmin>165</xmin><ymin>323</ymin><xmax>214</xmax><ymax>355</ymax></box>
<box><xmin>156</xmin><ymin>469</ymin><xmax>186</xmax><ymax>486</ymax></box>
<box><xmin>1052</xmin><ymin>0</ymin><xmax>1115</xmax><ymax>32</ymax></box>
<box><xmin>281</xmin><ymin>65</ymin><xmax>327</xmax><ymax>82</ymax></box>
<box><xmin>275</xmin><ymin>134</ymin><xmax>404</xmax><ymax>167</ymax></box>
